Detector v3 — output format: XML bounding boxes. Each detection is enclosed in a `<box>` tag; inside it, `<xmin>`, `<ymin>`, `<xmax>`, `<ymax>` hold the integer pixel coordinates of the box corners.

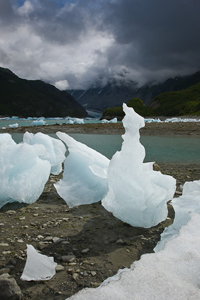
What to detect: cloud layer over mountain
<box><xmin>0</xmin><ymin>0</ymin><xmax>200</xmax><ymax>89</ymax></box>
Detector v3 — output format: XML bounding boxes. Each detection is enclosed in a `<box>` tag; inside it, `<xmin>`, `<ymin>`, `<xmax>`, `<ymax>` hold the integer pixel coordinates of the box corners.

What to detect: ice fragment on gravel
<box><xmin>102</xmin><ymin>104</ymin><xmax>176</xmax><ymax>228</ymax></box>
<box><xmin>55</xmin><ymin>132</ymin><xmax>109</xmax><ymax>208</ymax></box>
<box><xmin>21</xmin><ymin>245</ymin><xmax>57</xmax><ymax>281</ymax></box>
<box><xmin>23</xmin><ymin>131</ymin><xmax>66</xmax><ymax>175</ymax></box>
<box><xmin>154</xmin><ymin>179</ymin><xmax>200</xmax><ymax>251</ymax></box>
<box><xmin>0</xmin><ymin>133</ymin><xmax>51</xmax><ymax>208</ymax></box>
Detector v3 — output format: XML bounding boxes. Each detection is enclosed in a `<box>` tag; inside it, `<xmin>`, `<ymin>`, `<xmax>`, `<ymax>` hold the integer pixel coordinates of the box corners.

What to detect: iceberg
<box><xmin>109</xmin><ymin>117</ymin><xmax>117</xmax><ymax>123</ymax></box>
<box><xmin>9</xmin><ymin>123</ymin><xmax>19</xmax><ymax>128</ymax></box>
<box><xmin>73</xmin><ymin>118</ymin><xmax>84</xmax><ymax>124</ymax></box>
<box><xmin>23</xmin><ymin>132</ymin><xmax>66</xmax><ymax>175</ymax></box>
<box><xmin>154</xmin><ymin>179</ymin><xmax>200</xmax><ymax>252</ymax></box>
<box><xmin>102</xmin><ymin>104</ymin><xmax>176</xmax><ymax>228</ymax></box>
<box><xmin>0</xmin><ymin>133</ymin><xmax>51</xmax><ymax>208</ymax></box>
<box><xmin>101</xmin><ymin>119</ymin><xmax>109</xmax><ymax>123</ymax></box>
<box><xmin>21</xmin><ymin>245</ymin><xmax>57</xmax><ymax>281</ymax></box>
<box><xmin>55</xmin><ymin>132</ymin><xmax>109</xmax><ymax>208</ymax></box>
<box><xmin>31</xmin><ymin>119</ymin><xmax>46</xmax><ymax>126</ymax></box>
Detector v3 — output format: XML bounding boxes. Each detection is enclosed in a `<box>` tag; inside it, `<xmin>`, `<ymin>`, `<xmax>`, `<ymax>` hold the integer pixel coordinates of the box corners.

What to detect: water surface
<box><xmin>10</xmin><ymin>133</ymin><xmax>200</xmax><ymax>164</ymax></box>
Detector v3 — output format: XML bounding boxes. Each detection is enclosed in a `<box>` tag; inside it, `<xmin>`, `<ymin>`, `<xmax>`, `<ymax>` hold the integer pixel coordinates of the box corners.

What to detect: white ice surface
<box><xmin>102</xmin><ymin>104</ymin><xmax>176</xmax><ymax>228</ymax></box>
<box><xmin>31</xmin><ymin>119</ymin><xmax>46</xmax><ymax>126</ymax></box>
<box><xmin>23</xmin><ymin>132</ymin><xmax>66</xmax><ymax>175</ymax></box>
<box><xmin>154</xmin><ymin>179</ymin><xmax>200</xmax><ymax>252</ymax></box>
<box><xmin>67</xmin><ymin>212</ymin><xmax>200</xmax><ymax>300</ymax></box>
<box><xmin>73</xmin><ymin>118</ymin><xmax>84</xmax><ymax>124</ymax></box>
<box><xmin>9</xmin><ymin>123</ymin><xmax>19</xmax><ymax>128</ymax></box>
<box><xmin>21</xmin><ymin>245</ymin><xmax>57</xmax><ymax>281</ymax></box>
<box><xmin>55</xmin><ymin>132</ymin><xmax>109</xmax><ymax>208</ymax></box>
<box><xmin>0</xmin><ymin>133</ymin><xmax>51</xmax><ymax>208</ymax></box>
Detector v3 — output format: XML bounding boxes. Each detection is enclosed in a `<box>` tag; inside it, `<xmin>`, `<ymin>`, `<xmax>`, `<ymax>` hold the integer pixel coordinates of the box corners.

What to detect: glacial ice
<box><xmin>54</xmin><ymin>132</ymin><xmax>109</xmax><ymax>208</ymax></box>
<box><xmin>73</xmin><ymin>118</ymin><xmax>84</xmax><ymax>124</ymax></box>
<box><xmin>31</xmin><ymin>119</ymin><xmax>46</xmax><ymax>126</ymax></box>
<box><xmin>23</xmin><ymin>132</ymin><xmax>66</xmax><ymax>175</ymax></box>
<box><xmin>9</xmin><ymin>123</ymin><xmax>19</xmax><ymax>128</ymax></box>
<box><xmin>154</xmin><ymin>179</ymin><xmax>200</xmax><ymax>252</ymax></box>
<box><xmin>21</xmin><ymin>245</ymin><xmax>57</xmax><ymax>281</ymax></box>
<box><xmin>0</xmin><ymin>133</ymin><xmax>51</xmax><ymax>208</ymax></box>
<box><xmin>101</xmin><ymin>118</ymin><xmax>117</xmax><ymax>123</ymax></box>
<box><xmin>68</xmin><ymin>212</ymin><xmax>200</xmax><ymax>300</ymax></box>
<box><xmin>102</xmin><ymin>104</ymin><xmax>176</xmax><ymax>228</ymax></box>
<box><xmin>109</xmin><ymin>117</ymin><xmax>117</xmax><ymax>123</ymax></box>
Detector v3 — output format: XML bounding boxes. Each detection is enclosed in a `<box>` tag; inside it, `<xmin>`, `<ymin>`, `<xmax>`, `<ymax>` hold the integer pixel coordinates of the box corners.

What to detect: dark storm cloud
<box><xmin>17</xmin><ymin>0</ymin><xmax>99</xmax><ymax>45</ymax></box>
<box><xmin>100</xmin><ymin>0</ymin><xmax>200</xmax><ymax>82</ymax></box>
<box><xmin>0</xmin><ymin>0</ymin><xmax>200</xmax><ymax>88</ymax></box>
<box><xmin>0</xmin><ymin>0</ymin><xmax>17</xmax><ymax>25</ymax></box>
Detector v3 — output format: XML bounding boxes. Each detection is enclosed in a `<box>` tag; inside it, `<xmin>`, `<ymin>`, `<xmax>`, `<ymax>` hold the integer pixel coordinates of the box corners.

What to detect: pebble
<box><xmin>0</xmin><ymin>243</ymin><xmax>9</xmax><ymax>247</ymax></box>
<box><xmin>62</xmin><ymin>255</ymin><xmax>76</xmax><ymax>263</ymax></box>
<box><xmin>91</xmin><ymin>271</ymin><xmax>97</xmax><ymax>277</ymax></box>
<box><xmin>115</xmin><ymin>239</ymin><xmax>125</xmax><ymax>245</ymax></box>
<box><xmin>72</xmin><ymin>273</ymin><xmax>79</xmax><ymax>281</ymax></box>
<box><xmin>68</xmin><ymin>262</ymin><xmax>77</xmax><ymax>266</ymax></box>
<box><xmin>44</xmin><ymin>236</ymin><xmax>53</xmax><ymax>242</ymax></box>
<box><xmin>61</xmin><ymin>241</ymin><xmax>70</xmax><ymax>245</ymax></box>
<box><xmin>37</xmin><ymin>235</ymin><xmax>44</xmax><ymax>240</ymax></box>
<box><xmin>82</xmin><ymin>271</ymin><xmax>88</xmax><ymax>277</ymax></box>
<box><xmin>5</xmin><ymin>210</ymin><xmax>16</xmax><ymax>215</ymax></box>
<box><xmin>55</xmin><ymin>265</ymin><xmax>65</xmax><ymax>272</ymax></box>
<box><xmin>2</xmin><ymin>251</ymin><xmax>11</xmax><ymax>255</ymax></box>
<box><xmin>175</xmin><ymin>190</ymin><xmax>182</xmax><ymax>195</ymax></box>
<box><xmin>90</xmin><ymin>282</ymin><xmax>99</xmax><ymax>287</ymax></box>
<box><xmin>81</xmin><ymin>248</ymin><xmax>89</xmax><ymax>254</ymax></box>
<box><xmin>52</xmin><ymin>237</ymin><xmax>60</xmax><ymax>243</ymax></box>
<box><xmin>17</xmin><ymin>239</ymin><xmax>24</xmax><ymax>243</ymax></box>
<box><xmin>67</xmin><ymin>268</ymin><xmax>74</xmax><ymax>275</ymax></box>
<box><xmin>0</xmin><ymin>273</ymin><xmax>22</xmax><ymax>299</ymax></box>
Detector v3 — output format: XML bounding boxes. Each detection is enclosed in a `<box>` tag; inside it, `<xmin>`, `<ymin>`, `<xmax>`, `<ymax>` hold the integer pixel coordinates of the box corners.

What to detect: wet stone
<box><xmin>0</xmin><ymin>273</ymin><xmax>22</xmax><ymax>299</ymax></box>
<box><xmin>62</xmin><ymin>255</ymin><xmax>76</xmax><ymax>263</ymax></box>
<box><xmin>81</xmin><ymin>248</ymin><xmax>89</xmax><ymax>254</ymax></box>
<box><xmin>0</xmin><ymin>243</ymin><xmax>9</xmax><ymax>247</ymax></box>
<box><xmin>115</xmin><ymin>239</ymin><xmax>125</xmax><ymax>245</ymax></box>
<box><xmin>55</xmin><ymin>265</ymin><xmax>65</xmax><ymax>272</ymax></box>
<box><xmin>72</xmin><ymin>273</ymin><xmax>79</xmax><ymax>281</ymax></box>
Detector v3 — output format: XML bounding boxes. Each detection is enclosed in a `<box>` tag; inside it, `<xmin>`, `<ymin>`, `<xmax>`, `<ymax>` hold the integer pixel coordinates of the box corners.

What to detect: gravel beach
<box><xmin>0</xmin><ymin>122</ymin><xmax>200</xmax><ymax>299</ymax></box>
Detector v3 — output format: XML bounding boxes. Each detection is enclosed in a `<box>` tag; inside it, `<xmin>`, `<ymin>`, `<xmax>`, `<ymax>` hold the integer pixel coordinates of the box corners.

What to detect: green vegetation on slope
<box><xmin>102</xmin><ymin>98</ymin><xmax>154</xmax><ymax>119</ymax></box>
<box><xmin>150</xmin><ymin>82</ymin><xmax>200</xmax><ymax>116</ymax></box>
<box><xmin>102</xmin><ymin>82</ymin><xmax>200</xmax><ymax>118</ymax></box>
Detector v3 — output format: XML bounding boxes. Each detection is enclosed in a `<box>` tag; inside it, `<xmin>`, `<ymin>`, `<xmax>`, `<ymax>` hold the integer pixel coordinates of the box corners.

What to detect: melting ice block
<box><xmin>154</xmin><ymin>179</ymin><xmax>200</xmax><ymax>252</ymax></box>
<box><xmin>0</xmin><ymin>133</ymin><xmax>51</xmax><ymax>208</ymax></box>
<box><xmin>23</xmin><ymin>132</ymin><xmax>66</xmax><ymax>175</ymax></box>
<box><xmin>55</xmin><ymin>132</ymin><xmax>109</xmax><ymax>208</ymax></box>
<box><xmin>21</xmin><ymin>245</ymin><xmax>57</xmax><ymax>281</ymax></box>
<box><xmin>102</xmin><ymin>104</ymin><xmax>176</xmax><ymax>228</ymax></box>
<box><xmin>67</xmin><ymin>213</ymin><xmax>200</xmax><ymax>300</ymax></box>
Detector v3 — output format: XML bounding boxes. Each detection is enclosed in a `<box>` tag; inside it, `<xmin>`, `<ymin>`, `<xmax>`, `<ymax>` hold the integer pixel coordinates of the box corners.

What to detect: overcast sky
<box><xmin>0</xmin><ymin>0</ymin><xmax>200</xmax><ymax>89</ymax></box>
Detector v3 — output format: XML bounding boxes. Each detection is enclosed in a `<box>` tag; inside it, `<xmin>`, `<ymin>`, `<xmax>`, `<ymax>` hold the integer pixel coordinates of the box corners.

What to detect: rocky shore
<box><xmin>1</xmin><ymin>121</ymin><xmax>200</xmax><ymax>136</ymax></box>
<box><xmin>0</xmin><ymin>123</ymin><xmax>200</xmax><ymax>299</ymax></box>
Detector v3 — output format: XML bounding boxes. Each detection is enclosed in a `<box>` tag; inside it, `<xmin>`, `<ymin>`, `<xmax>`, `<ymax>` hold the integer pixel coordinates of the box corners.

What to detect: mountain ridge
<box><xmin>0</xmin><ymin>67</ymin><xmax>87</xmax><ymax>118</ymax></box>
<box><xmin>68</xmin><ymin>71</ymin><xmax>200</xmax><ymax>112</ymax></box>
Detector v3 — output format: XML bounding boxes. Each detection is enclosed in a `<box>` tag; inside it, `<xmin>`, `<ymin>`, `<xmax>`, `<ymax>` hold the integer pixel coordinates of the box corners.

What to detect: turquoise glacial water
<box><xmin>10</xmin><ymin>133</ymin><xmax>200</xmax><ymax>164</ymax></box>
